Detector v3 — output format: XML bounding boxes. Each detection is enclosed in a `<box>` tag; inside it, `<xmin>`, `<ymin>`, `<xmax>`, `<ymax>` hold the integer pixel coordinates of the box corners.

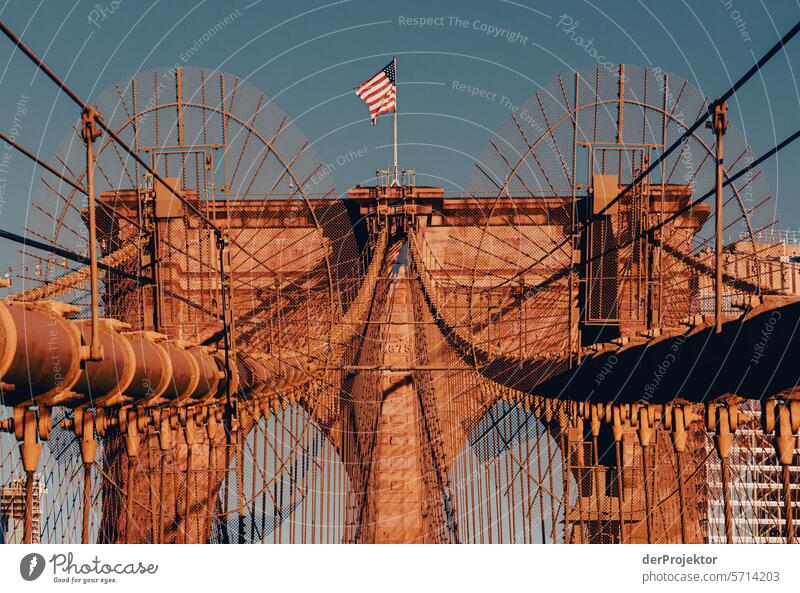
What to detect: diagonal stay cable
<box><xmin>0</xmin><ymin>20</ymin><xmax>218</xmax><ymax>232</ymax></box>
<box><xmin>461</xmin><ymin>19</ymin><xmax>800</xmax><ymax>296</ymax></box>
<box><xmin>592</xmin><ymin>18</ymin><xmax>800</xmax><ymax>221</ymax></box>
<box><xmin>527</xmin><ymin>127</ymin><xmax>800</xmax><ymax>299</ymax></box>
<box><xmin>0</xmin><ymin>225</ymin><xmax>220</xmax><ymax>318</ymax></box>
<box><xmin>0</xmin><ymin>130</ymin><xmax>86</xmax><ymax>194</ymax></box>
<box><xmin>0</xmin><ymin>19</ymin><xmax>294</xmax><ymax>281</ymax></box>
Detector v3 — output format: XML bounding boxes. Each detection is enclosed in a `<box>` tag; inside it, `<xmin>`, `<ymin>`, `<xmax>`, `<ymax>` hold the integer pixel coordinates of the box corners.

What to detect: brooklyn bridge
<box><xmin>1</xmin><ymin>17</ymin><xmax>800</xmax><ymax>546</ymax></box>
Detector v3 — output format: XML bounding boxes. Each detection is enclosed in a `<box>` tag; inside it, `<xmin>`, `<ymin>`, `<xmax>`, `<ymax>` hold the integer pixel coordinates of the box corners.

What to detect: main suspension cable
<box><xmin>592</xmin><ymin>18</ymin><xmax>800</xmax><ymax>221</ymax></box>
<box><xmin>0</xmin><ymin>19</ymin><xmax>287</xmax><ymax>280</ymax></box>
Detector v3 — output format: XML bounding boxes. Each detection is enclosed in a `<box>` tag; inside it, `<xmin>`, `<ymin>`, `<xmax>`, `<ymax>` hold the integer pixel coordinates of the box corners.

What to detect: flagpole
<box><xmin>393</xmin><ymin>56</ymin><xmax>398</xmax><ymax>185</ymax></box>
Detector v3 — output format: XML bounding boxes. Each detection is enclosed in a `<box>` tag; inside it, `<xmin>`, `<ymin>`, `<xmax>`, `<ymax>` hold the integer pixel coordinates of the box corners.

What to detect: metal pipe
<box><xmin>185</xmin><ymin>442</ymin><xmax>193</xmax><ymax>544</ymax></box>
<box><xmin>82</xmin><ymin>109</ymin><xmax>103</xmax><ymax>361</ymax></box>
<box><xmin>711</xmin><ymin>402</ymin><xmax>736</xmax><ymax>544</ymax></box>
<box><xmin>162</xmin><ymin>342</ymin><xmax>201</xmax><ymax>403</ymax></box>
<box><xmin>125</xmin><ymin>332</ymin><xmax>173</xmax><ymax>404</ymax></box>
<box><xmin>218</xmin><ymin>237</ymin><xmax>234</xmax><ymax>414</ymax></box>
<box><xmin>642</xmin><ymin>443</ymin><xmax>653</xmax><ymax>544</ymax></box>
<box><xmin>78</xmin><ymin>411</ymin><xmax>98</xmax><ymax>544</ymax></box>
<box><xmin>158</xmin><ymin>453</ymin><xmax>166</xmax><ymax>544</ymax></box>
<box><xmin>155</xmin><ymin>411</ymin><xmax>170</xmax><ymax>544</ymax></box>
<box><xmin>23</xmin><ymin>470</ymin><xmax>33</xmax><ymax>544</ymax></box>
<box><xmin>121</xmin><ymin>409</ymin><xmax>142</xmax><ymax>543</ymax></box>
<box><xmin>82</xmin><ymin>462</ymin><xmax>92</xmax><ymax>544</ymax></box>
<box><xmin>615</xmin><ymin>440</ymin><xmax>625</xmax><ymax>544</ymax></box>
<box><xmin>676</xmin><ymin>450</ymin><xmax>687</xmax><ymax>544</ymax></box>
<box><xmin>2</xmin><ymin>302</ymin><xmax>83</xmax><ymax>407</ymax></box>
<box><xmin>208</xmin><ymin>437</ymin><xmax>216</xmax><ymax>541</ymax></box>
<box><xmin>561</xmin><ymin>430</ymin><xmax>571</xmax><ymax>544</ymax></box>
<box><xmin>711</xmin><ymin>102</ymin><xmax>727</xmax><ymax>335</ymax></box>
<box><xmin>783</xmin><ymin>464</ymin><xmax>794</xmax><ymax>544</ymax></box>
<box><xmin>592</xmin><ymin>433</ymin><xmax>604</xmax><ymax>542</ymax></box>
<box><xmin>220</xmin><ymin>438</ymin><xmax>231</xmax><ymax>544</ymax></box>
<box><xmin>73</xmin><ymin>319</ymin><xmax>136</xmax><ymax>405</ymax></box>
<box><xmin>126</xmin><ymin>459</ymin><xmax>135</xmax><ymax>544</ymax></box>
<box><xmin>237</xmin><ymin>431</ymin><xmax>245</xmax><ymax>544</ymax></box>
<box><xmin>721</xmin><ymin>455</ymin><xmax>734</xmax><ymax>543</ymax></box>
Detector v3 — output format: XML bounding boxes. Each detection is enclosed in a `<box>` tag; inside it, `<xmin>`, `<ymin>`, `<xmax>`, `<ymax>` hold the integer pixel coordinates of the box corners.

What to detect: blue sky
<box><xmin>0</xmin><ymin>0</ymin><xmax>798</xmax><ymax>267</ymax></box>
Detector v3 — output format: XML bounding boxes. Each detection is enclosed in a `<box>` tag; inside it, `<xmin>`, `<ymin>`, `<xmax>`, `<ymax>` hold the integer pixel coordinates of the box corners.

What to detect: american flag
<box><xmin>355</xmin><ymin>60</ymin><xmax>396</xmax><ymax>125</ymax></box>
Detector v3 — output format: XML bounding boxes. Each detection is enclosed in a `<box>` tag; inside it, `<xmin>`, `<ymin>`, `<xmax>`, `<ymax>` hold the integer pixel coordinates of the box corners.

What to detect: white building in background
<box><xmin>0</xmin><ymin>475</ymin><xmax>44</xmax><ymax>544</ymax></box>
<box><xmin>699</xmin><ymin>231</ymin><xmax>800</xmax><ymax>543</ymax></box>
<box><xmin>703</xmin><ymin>409</ymin><xmax>800</xmax><ymax>543</ymax></box>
